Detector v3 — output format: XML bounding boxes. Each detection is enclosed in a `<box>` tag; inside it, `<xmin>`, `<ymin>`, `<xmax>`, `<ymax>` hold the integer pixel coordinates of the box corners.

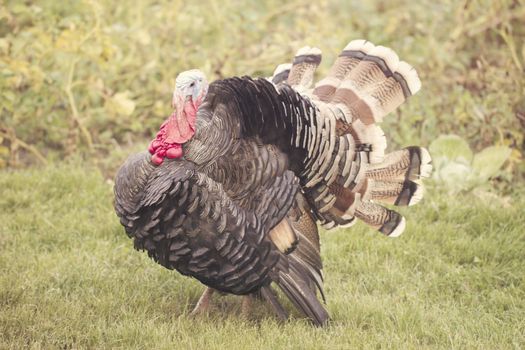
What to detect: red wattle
<box><xmin>149</xmin><ymin>96</ymin><xmax>202</xmax><ymax>165</ymax></box>
<box><xmin>148</xmin><ymin>141</ymin><xmax>156</xmax><ymax>154</ymax></box>
<box><xmin>166</xmin><ymin>146</ymin><xmax>183</xmax><ymax>159</ymax></box>
<box><xmin>152</xmin><ymin>139</ymin><xmax>162</xmax><ymax>148</ymax></box>
<box><xmin>165</xmin><ymin>108</ymin><xmax>196</xmax><ymax>144</ymax></box>
<box><xmin>151</xmin><ymin>153</ymin><xmax>164</xmax><ymax>165</ymax></box>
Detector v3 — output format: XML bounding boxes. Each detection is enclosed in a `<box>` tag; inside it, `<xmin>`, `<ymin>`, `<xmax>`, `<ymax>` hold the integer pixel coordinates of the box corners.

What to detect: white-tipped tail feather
<box><xmin>369</xmin><ymin>45</ymin><xmax>400</xmax><ymax>73</ymax></box>
<box><xmin>273</xmin><ymin>63</ymin><xmax>292</xmax><ymax>77</ymax></box>
<box><xmin>322</xmin><ymin>221</ymin><xmax>336</xmax><ymax>230</ymax></box>
<box><xmin>419</xmin><ymin>147</ymin><xmax>433</xmax><ymax>178</ymax></box>
<box><xmin>388</xmin><ymin>216</ymin><xmax>406</xmax><ymax>237</ymax></box>
<box><xmin>287</xmin><ymin>46</ymin><xmax>322</xmax><ymax>89</ymax></box>
<box><xmin>397</xmin><ymin>61</ymin><xmax>421</xmax><ymax>95</ymax></box>
<box><xmin>296</xmin><ymin>46</ymin><xmax>322</xmax><ymax>57</ymax></box>
<box><xmin>338</xmin><ymin>218</ymin><xmax>357</xmax><ymax>228</ymax></box>
<box><xmin>408</xmin><ymin>181</ymin><xmax>424</xmax><ymax>206</ymax></box>
<box><xmin>344</xmin><ymin>39</ymin><xmax>375</xmax><ymax>53</ymax></box>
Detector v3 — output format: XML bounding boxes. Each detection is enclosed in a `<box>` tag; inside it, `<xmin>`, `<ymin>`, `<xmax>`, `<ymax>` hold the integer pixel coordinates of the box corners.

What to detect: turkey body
<box><xmin>114</xmin><ymin>41</ymin><xmax>431</xmax><ymax>326</ymax></box>
<box><xmin>115</xmin><ymin>151</ymin><xmax>291</xmax><ymax>295</ymax></box>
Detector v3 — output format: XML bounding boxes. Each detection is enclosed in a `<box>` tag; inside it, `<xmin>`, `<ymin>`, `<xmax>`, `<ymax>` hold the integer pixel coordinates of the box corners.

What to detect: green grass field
<box><xmin>1</xmin><ymin>165</ymin><xmax>524</xmax><ymax>349</ymax></box>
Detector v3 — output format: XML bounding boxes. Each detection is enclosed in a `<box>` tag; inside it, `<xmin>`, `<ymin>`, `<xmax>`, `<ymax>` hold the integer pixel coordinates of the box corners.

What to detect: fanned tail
<box><xmin>268</xmin><ymin>40</ymin><xmax>431</xmax><ymax>236</ymax></box>
<box><xmin>292</xmin><ymin>40</ymin><xmax>430</xmax><ymax>236</ymax></box>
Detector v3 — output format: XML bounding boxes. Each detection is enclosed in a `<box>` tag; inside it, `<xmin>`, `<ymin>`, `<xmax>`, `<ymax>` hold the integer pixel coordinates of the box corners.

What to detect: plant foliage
<box><xmin>1</xmin><ymin>0</ymin><xmax>523</xmax><ymax>183</ymax></box>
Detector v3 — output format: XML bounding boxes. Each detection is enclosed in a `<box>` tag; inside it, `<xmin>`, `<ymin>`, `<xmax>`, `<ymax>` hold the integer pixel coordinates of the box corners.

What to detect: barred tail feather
<box><xmin>366</xmin><ymin>147</ymin><xmax>432</xmax><ymax>181</ymax></box>
<box><xmin>369</xmin><ymin>179</ymin><xmax>425</xmax><ymax>206</ymax></box>
<box><xmin>354</xmin><ymin>201</ymin><xmax>406</xmax><ymax>237</ymax></box>
<box><xmin>271</xmin><ymin>63</ymin><xmax>292</xmax><ymax>85</ymax></box>
<box><xmin>287</xmin><ymin>46</ymin><xmax>322</xmax><ymax>89</ymax></box>
<box><xmin>314</xmin><ymin>39</ymin><xmax>421</xmax><ymax>125</ymax></box>
<box><xmin>312</xmin><ymin>41</ymin><xmax>371</xmax><ymax>101</ymax></box>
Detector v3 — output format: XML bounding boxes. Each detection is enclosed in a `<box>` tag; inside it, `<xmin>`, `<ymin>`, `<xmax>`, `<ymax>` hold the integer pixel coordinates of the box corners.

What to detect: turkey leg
<box><xmin>241</xmin><ymin>294</ymin><xmax>254</xmax><ymax>317</ymax></box>
<box><xmin>190</xmin><ymin>287</ymin><xmax>215</xmax><ymax>316</ymax></box>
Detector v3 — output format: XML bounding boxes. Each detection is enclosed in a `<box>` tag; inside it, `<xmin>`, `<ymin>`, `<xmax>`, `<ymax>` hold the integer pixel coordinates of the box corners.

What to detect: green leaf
<box><xmin>429</xmin><ymin>134</ymin><xmax>473</xmax><ymax>167</ymax></box>
<box><xmin>472</xmin><ymin>146</ymin><xmax>511</xmax><ymax>181</ymax></box>
<box><xmin>437</xmin><ymin>161</ymin><xmax>473</xmax><ymax>192</ymax></box>
<box><xmin>108</xmin><ymin>92</ymin><xmax>136</xmax><ymax>117</ymax></box>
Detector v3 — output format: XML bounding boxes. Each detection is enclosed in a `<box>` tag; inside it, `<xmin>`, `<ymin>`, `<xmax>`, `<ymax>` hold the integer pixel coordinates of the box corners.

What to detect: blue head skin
<box><xmin>172</xmin><ymin>69</ymin><xmax>208</xmax><ymax>110</ymax></box>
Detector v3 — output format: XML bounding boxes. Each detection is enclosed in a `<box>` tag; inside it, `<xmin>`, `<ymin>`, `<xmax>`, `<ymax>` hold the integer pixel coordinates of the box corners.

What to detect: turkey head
<box><xmin>149</xmin><ymin>69</ymin><xmax>209</xmax><ymax>165</ymax></box>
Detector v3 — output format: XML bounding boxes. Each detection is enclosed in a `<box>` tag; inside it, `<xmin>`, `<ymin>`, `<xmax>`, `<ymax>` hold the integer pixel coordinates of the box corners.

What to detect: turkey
<box><xmin>114</xmin><ymin>40</ymin><xmax>432</xmax><ymax>326</ymax></box>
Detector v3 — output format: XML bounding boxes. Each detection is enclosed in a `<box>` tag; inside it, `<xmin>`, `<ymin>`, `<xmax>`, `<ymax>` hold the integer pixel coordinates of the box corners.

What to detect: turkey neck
<box><xmin>182</xmin><ymin>99</ymin><xmax>235</xmax><ymax>166</ymax></box>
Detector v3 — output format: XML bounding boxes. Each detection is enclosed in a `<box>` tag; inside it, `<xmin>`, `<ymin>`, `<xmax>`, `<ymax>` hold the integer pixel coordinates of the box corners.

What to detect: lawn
<box><xmin>1</xmin><ymin>165</ymin><xmax>523</xmax><ymax>349</ymax></box>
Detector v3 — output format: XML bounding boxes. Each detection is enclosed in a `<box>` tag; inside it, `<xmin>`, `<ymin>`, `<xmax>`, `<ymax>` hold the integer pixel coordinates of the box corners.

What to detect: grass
<box><xmin>1</xmin><ymin>165</ymin><xmax>524</xmax><ymax>349</ymax></box>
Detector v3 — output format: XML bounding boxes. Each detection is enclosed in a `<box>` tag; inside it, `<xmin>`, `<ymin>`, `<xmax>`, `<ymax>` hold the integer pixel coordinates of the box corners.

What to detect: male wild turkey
<box><xmin>114</xmin><ymin>40</ymin><xmax>432</xmax><ymax>326</ymax></box>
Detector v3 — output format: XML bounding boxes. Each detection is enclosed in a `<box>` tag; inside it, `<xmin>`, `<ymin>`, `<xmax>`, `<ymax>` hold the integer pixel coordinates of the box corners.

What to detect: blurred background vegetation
<box><xmin>1</xmin><ymin>0</ymin><xmax>524</xmax><ymax>190</ymax></box>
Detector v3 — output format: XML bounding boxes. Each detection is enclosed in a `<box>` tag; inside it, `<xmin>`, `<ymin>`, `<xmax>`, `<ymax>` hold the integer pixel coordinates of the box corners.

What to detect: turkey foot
<box><xmin>190</xmin><ymin>287</ymin><xmax>215</xmax><ymax>316</ymax></box>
